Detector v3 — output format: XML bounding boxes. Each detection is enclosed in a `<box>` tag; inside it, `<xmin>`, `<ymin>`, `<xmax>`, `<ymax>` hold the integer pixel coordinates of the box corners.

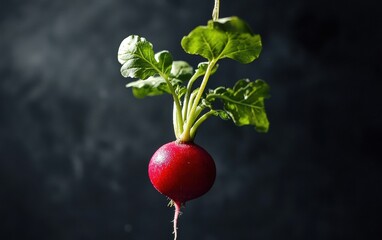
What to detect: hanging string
<box><xmin>212</xmin><ymin>0</ymin><xmax>220</xmax><ymax>21</ymax></box>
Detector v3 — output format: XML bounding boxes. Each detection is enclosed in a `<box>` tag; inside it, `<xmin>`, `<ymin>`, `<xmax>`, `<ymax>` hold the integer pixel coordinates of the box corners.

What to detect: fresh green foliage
<box><xmin>125</xmin><ymin>76</ymin><xmax>176</xmax><ymax>98</ymax></box>
<box><xmin>118</xmin><ymin>35</ymin><xmax>172</xmax><ymax>79</ymax></box>
<box><xmin>181</xmin><ymin>17</ymin><xmax>262</xmax><ymax>63</ymax></box>
<box><xmin>118</xmin><ymin>16</ymin><xmax>270</xmax><ymax>142</ymax></box>
<box><xmin>125</xmin><ymin>61</ymin><xmax>192</xmax><ymax>98</ymax></box>
<box><xmin>206</xmin><ymin>79</ymin><xmax>270</xmax><ymax>132</ymax></box>
<box><xmin>170</xmin><ymin>61</ymin><xmax>194</xmax><ymax>81</ymax></box>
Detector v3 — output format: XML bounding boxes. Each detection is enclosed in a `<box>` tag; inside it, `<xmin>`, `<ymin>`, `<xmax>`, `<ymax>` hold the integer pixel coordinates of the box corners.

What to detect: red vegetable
<box><xmin>148</xmin><ymin>141</ymin><xmax>216</xmax><ymax>239</ymax></box>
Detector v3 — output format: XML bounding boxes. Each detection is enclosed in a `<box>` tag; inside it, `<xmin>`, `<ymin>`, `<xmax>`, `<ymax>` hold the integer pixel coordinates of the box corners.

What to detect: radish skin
<box><xmin>148</xmin><ymin>141</ymin><xmax>216</xmax><ymax>203</ymax></box>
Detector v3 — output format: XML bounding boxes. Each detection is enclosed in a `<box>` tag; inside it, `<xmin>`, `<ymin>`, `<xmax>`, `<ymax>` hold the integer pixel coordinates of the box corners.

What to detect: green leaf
<box><xmin>201</xmin><ymin>99</ymin><xmax>230</xmax><ymax>120</ymax></box>
<box><xmin>207</xmin><ymin>79</ymin><xmax>270</xmax><ymax>132</ymax></box>
<box><xmin>126</xmin><ymin>76</ymin><xmax>183</xmax><ymax>98</ymax></box>
<box><xmin>126</xmin><ymin>76</ymin><xmax>168</xmax><ymax>98</ymax></box>
<box><xmin>181</xmin><ymin>16</ymin><xmax>262</xmax><ymax>63</ymax></box>
<box><xmin>214</xmin><ymin>110</ymin><xmax>230</xmax><ymax>120</ymax></box>
<box><xmin>126</xmin><ymin>60</ymin><xmax>190</xmax><ymax>98</ymax></box>
<box><xmin>170</xmin><ymin>61</ymin><xmax>193</xmax><ymax>81</ymax></box>
<box><xmin>118</xmin><ymin>35</ymin><xmax>173</xmax><ymax>79</ymax></box>
<box><xmin>155</xmin><ymin>51</ymin><xmax>173</xmax><ymax>76</ymax></box>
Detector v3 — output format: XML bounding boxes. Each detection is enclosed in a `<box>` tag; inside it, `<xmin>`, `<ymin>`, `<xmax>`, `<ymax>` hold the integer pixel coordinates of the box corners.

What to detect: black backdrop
<box><xmin>1</xmin><ymin>0</ymin><xmax>381</xmax><ymax>239</ymax></box>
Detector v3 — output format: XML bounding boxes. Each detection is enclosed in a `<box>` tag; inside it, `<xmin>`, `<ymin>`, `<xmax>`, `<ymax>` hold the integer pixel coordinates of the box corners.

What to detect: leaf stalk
<box><xmin>160</xmin><ymin>74</ymin><xmax>184</xmax><ymax>138</ymax></box>
<box><xmin>182</xmin><ymin>71</ymin><xmax>203</xmax><ymax>121</ymax></box>
<box><xmin>180</xmin><ymin>60</ymin><xmax>217</xmax><ymax>142</ymax></box>
<box><xmin>190</xmin><ymin>110</ymin><xmax>216</xmax><ymax>139</ymax></box>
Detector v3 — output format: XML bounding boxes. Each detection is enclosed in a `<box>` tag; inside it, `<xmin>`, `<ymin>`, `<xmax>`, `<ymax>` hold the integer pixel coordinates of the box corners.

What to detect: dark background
<box><xmin>1</xmin><ymin>0</ymin><xmax>381</xmax><ymax>239</ymax></box>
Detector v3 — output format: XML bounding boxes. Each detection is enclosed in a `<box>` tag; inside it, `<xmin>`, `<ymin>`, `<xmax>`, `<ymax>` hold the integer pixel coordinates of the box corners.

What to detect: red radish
<box><xmin>148</xmin><ymin>141</ymin><xmax>216</xmax><ymax>239</ymax></box>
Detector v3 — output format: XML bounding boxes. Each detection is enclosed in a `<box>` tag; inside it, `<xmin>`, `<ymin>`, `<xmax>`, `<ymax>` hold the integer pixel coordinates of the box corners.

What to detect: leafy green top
<box><xmin>117</xmin><ymin>16</ymin><xmax>270</xmax><ymax>142</ymax></box>
<box><xmin>181</xmin><ymin>17</ymin><xmax>262</xmax><ymax>63</ymax></box>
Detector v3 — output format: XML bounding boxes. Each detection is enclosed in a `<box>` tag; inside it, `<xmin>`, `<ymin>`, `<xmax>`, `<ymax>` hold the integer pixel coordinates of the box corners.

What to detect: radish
<box><xmin>117</xmin><ymin>0</ymin><xmax>270</xmax><ymax>239</ymax></box>
<box><xmin>149</xmin><ymin>141</ymin><xmax>216</xmax><ymax>204</ymax></box>
<box><xmin>149</xmin><ymin>141</ymin><xmax>216</xmax><ymax>239</ymax></box>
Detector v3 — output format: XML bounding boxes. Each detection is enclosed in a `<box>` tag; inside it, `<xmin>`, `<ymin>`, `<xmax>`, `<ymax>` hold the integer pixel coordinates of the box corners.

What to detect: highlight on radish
<box><xmin>117</xmin><ymin>0</ymin><xmax>270</xmax><ymax>239</ymax></box>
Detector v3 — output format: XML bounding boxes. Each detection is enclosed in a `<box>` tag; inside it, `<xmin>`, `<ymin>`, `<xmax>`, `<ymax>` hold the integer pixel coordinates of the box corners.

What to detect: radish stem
<box><xmin>190</xmin><ymin>110</ymin><xmax>215</xmax><ymax>139</ymax></box>
<box><xmin>181</xmin><ymin>60</ymin><xmax>217</xmax><ymax>142</ymax></box>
